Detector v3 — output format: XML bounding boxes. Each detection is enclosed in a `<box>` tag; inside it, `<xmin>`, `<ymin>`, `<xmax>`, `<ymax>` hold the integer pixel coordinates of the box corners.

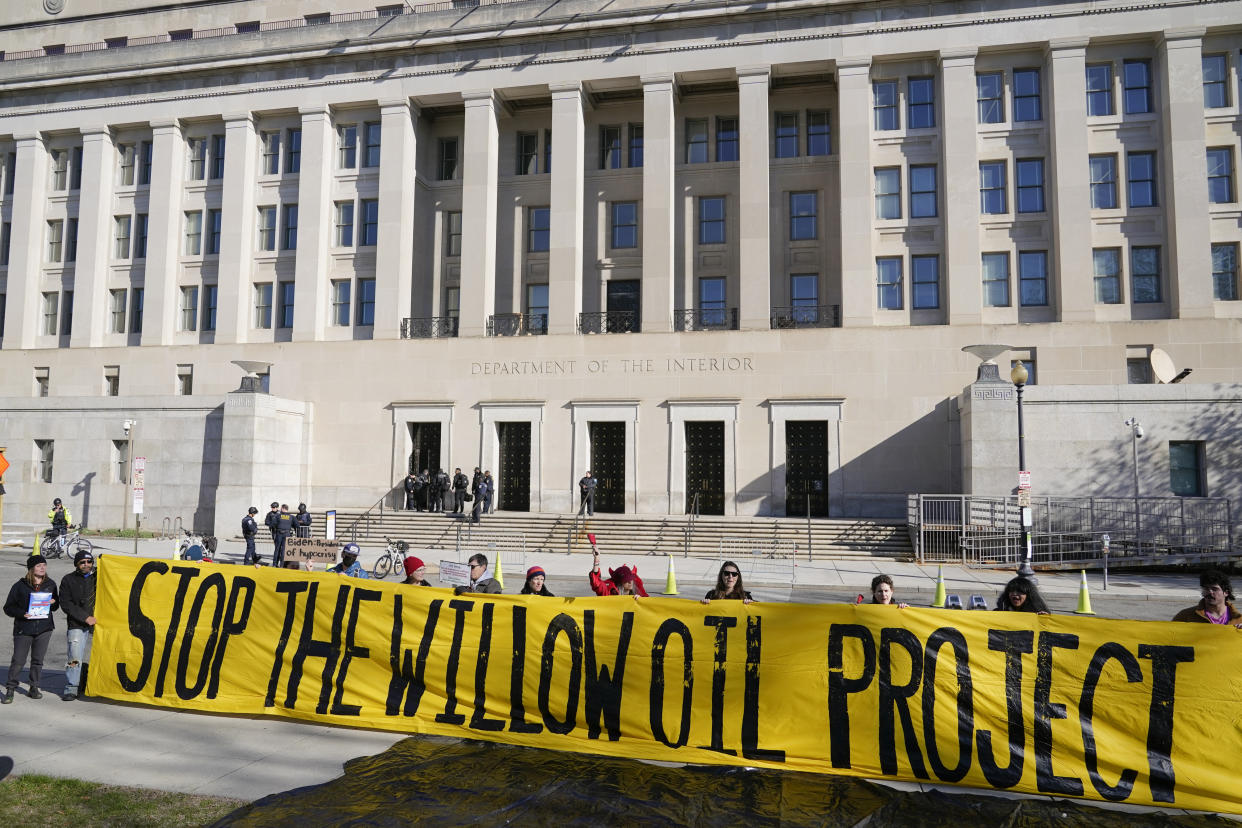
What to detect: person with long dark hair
<box><xmin>521</xmin><ymin>566</ymin><xmax>555</xmax><ymax>596</ymax></box>
<box><xmin>701</xmin><ymin>561</ymin><xmax>753</xmax><ymax>604</ymax></box>
<box><xmin>996</xmin><ymin>576</ymin><xmax>1051</xmax><ymax>614</ymax></box>
<box><xmin>3</xmin><ymin>555</ymin><xmax>60</xmax><ymax>703</ymax></box>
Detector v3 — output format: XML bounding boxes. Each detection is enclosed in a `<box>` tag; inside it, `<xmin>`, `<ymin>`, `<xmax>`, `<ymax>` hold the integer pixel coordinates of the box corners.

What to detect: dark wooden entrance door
<box><xmin>685</xmin><ymin>421</ymin><xmax>725</xmax><ymax>515</ymax></box>
<box><xmin>497</xmin><ymin>421</ymin><xmax>531</xmax><ymax>512</ymax></box>
<box><xmin>589</xmin><ymin>421</ymin><xmax>625</xmax><ymax>513</ymax></box>
<box><xmin>785</xmin><ymin>420</ymin><xmax>829</xmax><ymax>517</ymax></box>
<box><xmin>408</xmin><ymin>422</ymin><xmax>441</xmax><ymax>476</ymax></box>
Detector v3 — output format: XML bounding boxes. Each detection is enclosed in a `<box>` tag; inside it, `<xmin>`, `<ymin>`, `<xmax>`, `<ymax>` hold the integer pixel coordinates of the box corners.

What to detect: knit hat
<box><xmin>526</xmin><ymin>566</ymin><xmax>546</xmax><ymax>580</ymax></box>
<box><xmin>26</xmin><ymin>554</ymin><xmax>48</xmax><ymax>569</ymax></box>
<box><xmin>404</xmin><ymin>556</ymin><xmax>426</xmax><ymax>576</ymax></box>
<box><xmin>74</xmin><ymin>549</ymin><xmax>94</xmax><ymax>565</ymax></box>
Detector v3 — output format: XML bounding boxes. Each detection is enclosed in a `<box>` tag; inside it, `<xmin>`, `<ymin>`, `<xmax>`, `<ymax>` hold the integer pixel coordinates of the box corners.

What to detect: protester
<box><xmin>455</xmin><ymin>554</ymin><xmax>502</xmax><ymax>594</ymax></box>
<box><xmin>589</xmin><ymin>551</ymin><xmax>647</xmax><ymax>596</ymax></box>
<box><xmin>46</xmin><ymin>497</ymin><xmax>72</xmax><ymax>546</ymax></box>
<box><xmin>1172</xmin><ymin>570</ymin><xmax>1242</xmax><ymax>626</ymax></box>
<box><xmin>995</xmin><ymin>576</ymin><xmax>1051</xmax><ymax>613</ymax></box>
<box><xmin>702</xmin><ymin>561</ymin><xmax>753</xmax><ymax>604</ymax></box>
<box><xmin>329</xmin><ymin>543</ymin><xmax>371</xmax><ymax>578</ymax></box>
<box><xmin>579</xmin><ymin>471</ymin><xmax>597</xmax><ymax>516</ymax></box>
<box><xmin>402</xmin><ymin>556</ymin><xmax>432</xmax><ymax>587</ymax></box>
<box><xmin>3</xmin><ymin>555</ymin><xmax>59</xmax><ymax>703</ymax></box>
<box><xmin>521</xmin><ymin>566</ymin><xmax>555</xmax><ymax>596</ymax></box>
<box><xmin>869</xmin><ymin>574</ymin><xmax>909</xmax><ymax>609</ymax></box>
<box><xmin>242</xmin><ymin>506</ymin><xmax>260</xmax><ymax>565</ymax></box>
<box><xmin>59</xmin><ymin>549</ymin><xmax>96</xmax><ymax>700</ymax></box>
<box><xmin>294</xmin><ymin>503</ymin><xmax>312</xmax><ymax>538</ymax></box>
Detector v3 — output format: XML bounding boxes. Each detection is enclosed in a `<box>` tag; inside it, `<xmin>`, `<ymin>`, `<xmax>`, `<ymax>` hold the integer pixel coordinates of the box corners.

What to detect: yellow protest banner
<box><xmin>92</xmin><ymin>556</ymin><xmax>1242</xmax><ymax>814</ymax></box>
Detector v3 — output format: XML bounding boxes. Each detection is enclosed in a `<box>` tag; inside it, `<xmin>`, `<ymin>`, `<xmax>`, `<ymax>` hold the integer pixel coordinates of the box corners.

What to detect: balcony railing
<box><xmin>770</xmin><ymin>304</ymin><xmax>841</xmax><ymax>329</ymax></box>
<box><xmin>578</xmin><ymin>311</ymin><xmax>639</xmax><ymax>334</ymax></box>
<box><xmin>674</xmin><ymin>307</ymin><xmax>738</xmax><ymax>332</ymax></box>
<box><xmin>401</xmin><ymin>316</ymin><xmax>459</xmax><ymax>339</ymax></box>
<box><xmin>487</xmin><ymin>312</ymin><xmax>548</xmax><ymax>336</ymax></box>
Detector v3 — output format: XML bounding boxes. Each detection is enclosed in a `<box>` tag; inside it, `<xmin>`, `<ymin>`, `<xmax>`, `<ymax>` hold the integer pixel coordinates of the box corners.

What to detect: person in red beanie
<box><xmin>402</xmin><ymin>556</ymin><xmax>431</xmax><ymax>586</ymax></box>
<box><xmin>588</xmin><ymin>551</ymin><xmax>647</xmax><ymax>596</ymax></box>
<box><xmin>521</xmin><ymin>566</ymin><xmax>555</xmax><ymax>596</ymax></box>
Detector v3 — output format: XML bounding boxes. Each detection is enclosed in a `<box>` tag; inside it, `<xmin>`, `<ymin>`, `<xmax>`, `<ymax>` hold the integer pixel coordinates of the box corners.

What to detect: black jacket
<box><xmin>4</xmin><ymin>577</ymin><xmax>60</xmax><ymax>637</ymax></box>
<box><xmin>275</xmin><ymin>511</ymin><xmax>295</xmax><ymax>537</ymax></box>
<box><xmin>264</xmin><ymin>510</ymin><xmax>280</xmax><ymax>532</ymax></box>
<box><xmin>242</xmin><ymin>515</ymin><xmax>259</xmax><ymax>538</ymax></box>
<box><xmin>453</xmin><ymin>473</ymin><xmax>469</xmax><ymax>492</ymax></box>
<box><xmin>59</xmin><ymin>570</ymin><xmax>96</xmax><ymax>631</ymax></box>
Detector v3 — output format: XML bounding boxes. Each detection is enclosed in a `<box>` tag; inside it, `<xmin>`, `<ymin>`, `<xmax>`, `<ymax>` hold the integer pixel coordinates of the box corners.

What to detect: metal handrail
<box><xmin>487</xmin><ymin>312</ymin><xmax>548</xmax><ymax>336</ymax></box>
<box><xmin>401</xmin><ymin>316</ymin><xmax>459</xmax><ymax>338</ymax></box>
<box><xmin>674</xmin><ymin>308</ymin><xmax>738</xmax><ymax>332</ymax></box>
<box><xmin>578</xmin><ymin>311</ymin><xmax>639</xmax><ymax>334</ymax></box>
<box><xmin>684</xmin><ymin>491</ymin><xmax>701</xmax><ymax>557</ymax></box>
<box><xmin>769</xmin><ymin>305</ymin><xmax>842</xmax><ymax>329</ymax></box>
<box><xmin>343</xmin><ymin>485</ymin><xmax>398</xmax><ymax>542</ymax></box>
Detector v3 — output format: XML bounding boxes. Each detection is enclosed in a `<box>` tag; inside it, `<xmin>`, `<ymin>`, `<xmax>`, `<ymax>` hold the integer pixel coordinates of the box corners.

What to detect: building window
<box><xmin>1207</xmin><ymin>148</ymin><xmax>1235</xmax><ymax>204</ymax></box>
<box><xmin>139</xmin><ymin>140</ymin><xmax>153</xmax><ymax>185</ymax></box>
<box><xmin>261</xmin><ymin>130</ymin><xmax>281</xmax><ymax>175</ymax></box>
<box><xmin>46</xmin><ymin>220</ymin><xmax>64</xmax><ymax>263</ymax></box>
<box><xmin>1015</xmin><ymin>158</ymin><xmax>1045</xmax><ymax>213</ymax></box>
<box><xmin>600</xmin><ymin>126</ymin><xmax>622</xmax><ymax>169</ymax></box>
<box><xmin>185</xmin><ymin>211</ymin><xmax>203</xmax><ymax>256</ymax></box>
<box><xmin>876</xmin><ymin>257</ymin><xmax>903</xmax><ymax>310</ymax></box>
<box><xmin>3</xmin><ymin>152</ymin><xmax>14</xmax><ymax>194</ymax></box>
<box><xmin>59</xmin><ymin>290</ymin><xmax>73</xmax><ymax>336</ymax></box>
<box><xmin>130</xmin><ymin>287</ymin><xmax>144</xmax><ymax>333</ymax></box>
<box><xmin>909</xmin><ymin>165</ymin><xmax>937</xmax><ymax>218</ymax></box>
<box><xmin>278</xmin><ymin>281</ymin><xmax>295</xmax><ymax>328</ymax></box>
<box><xmin>332</xmin><ymin>279</ymin><xmax>351</xmax><ymax>326</ymax></box>
<box><xmin>979</xmin><ymin>161</ymin><xmax>1007</xmax><ymax>214</ymax></box>
<box><xmin>715</xmin><ymin>117</ymin><xmax>739</xmax><ymax>162</ymax></box>
<box><xmin>34</xmin><ymin>367</ymin><xmax>50</xmax><ymax>397</ymax></box>
<box><xmin>257</xmin><ymin>206</ymin><xmax>277</xmax><ymax>252</ymax></box>
<box><xmin>1089</xmin><ymin>155</ymin><xmax>1118</xmax><ymax>209</ymax></box>
<box><xmin>1013</xmin><ymin>69</ymin><xmax>1042</xmax><ymax>121</ymax></box>
<box><xmin>790</xmin><ymin>274</ymin><xmax>818</xmax><ymax>321</ymax></box>
<box><xmin>527</xmin><ymin>207</ymin><xmax>550</xmax><ymax>252</ymax></box>
<box><xmin>699</xmin><ymin>277</ymin><xmax>726</xmax><ymax>325</ymax></box>
<box><xmin>1127</xmin><ymin>358</ymin><xmax>1153</xmax><ymax>384</ymax></box>
<box><xmin>1212</xmin><ymin>243</ymin><xmax>1238</xmax><ymax>301</ymax></box>
<box><xmin>437</xmin><ymin>137</ymin><xmax>458</xmax><ymax>180</ymax></box>
<box><xmin>70</xmin><ymin>147</ymin><xmax>83</xmax><ymax>190</ymax></box>
<box><xmin>698</xmin><ymin>196</ymin><xmax>725</xmax><ymax>245</ymax></box>
<box><xmin>286</xmin><ymin>128</ymin><xmax>302</xmax><ymax>173</ymax></box>
<box><xmin>206</xmin><ymin>209</ymin><xmax>221</xmax><ymax>255</ymax></box>
<box><xmin>135</xmin><ymin>214</ymin><xmax>148</xmax><ymax>258</ymax></box>
<box><xmin>359</xmin><ymin>199</ymin><xmax>379</xmax><ymax>246</ymax></box>
<box><xmin>36</xmin><ymin>440</ymin><xmax>54</xmax><ymax>483</ymax></box>
<box><xmin>65</xmin><ymin>219</ymin><xmax>78</xmax><ymax>263</ymax></box>
<box><xmin>911</xmin><ymin>254</ymin><xmax>940</xmax><ymax>309</ymax></box>
<box><xmin>356</xmin><ymin>278</ymin><xmax>376</xmax><ymax>326</ymax></box>
<box><xmin>908</xmin><ymin>77</ymin><xmax>935</xmax><ymax>129</ymax></box>
<box><xmin>1018</xmin><ymin>250</ymin><xmax>1048</xmax><ymax>306</ymax></box>
<box><xmin>50</xmin><ymin>148</ymin><xmax>69</xmax><ymax>190</ymax></box>
<box><xmin>774</xmin><ymin>112</ymin><xmax>798</xmax><ymax>158</ymax></box>
<box><xmin>281</xmin><ymin>204</ymin><xmax>299</xmax><ymax>250</ymax></box>
<box><xmin>874</xmin><ymin>168</ymin><xmax>901</xmax><ymax>220</ymax></box>
<box><xmin>807</xmin><ymin>110</ymin><xmax>830</xmax><ymax>156</ymax></box>
<box><xmin>188</xmin><ymin>137</ymin><xmax>207</xmax><ymax>180</ymax></box>
<box><xmin>627</xmin><ymin>124</ymin><xmax>644</xmax><ymax>167</ymax></box>
<box><xmin>1169</xmin><ymin>442</ymin><xmax>1205</xmax><ymax>497</ymax></box>
<box><xmin>114</xmin><ymin>215</ymin><xmax>132</xmax><ymax>260</ymax></box>
<box><xmin>1127</xmin><ymin>152</ymin><xmax>1156</xmax><ymax>208</ymax></box>
<box><xmin>1131</xmin><ymin>246</ymin><xmax>1161</xmax><ymax>303</ymax></box>
<box><xmin>0</xmin><ymin>221</ymin><xmax>9</xmax><ymax>266</ymax></box>
<box><xmin>445</xmin><ymin>286</ymin><xmax>459</xmax><ymax>320</ymax></box>
<box><xmin>527</xmin><ymin>283</ymin><xmax>549</xmax><ymax>329</ymax></box>
<box><xmin>104</xmin><ymin>366</ymin><xmax>120</xmax><ymax>398</ymax></box>
<box><xmin>976</xmin><ymin>72</ymin><xmax>1005</xmax><ymax>124</ymax></box>
<box><xmin>118</xmin><ymin>143</ymin><xmax>136</xmax><ymax>186</ymax></box>
<box><xmin>179</xmin><ymin>286</ymin><xmax>198</xmax><ymax>331</ymax></box>
<box><xmin>110</xmin><ymin>289</ymin><xmax>127</xmax><ymax>333</ymax></box>
<box><xmin>790</xmin><ymin>192</ymin><xmax>817</xmax><ymax>240</ymax></box>
<box><xmin>254</xmin><ymin>282</ymin><xmax>273</xmax><ymax>329</ymax></box>
<box><xmin>338</xmin><ymin>124</ymin><xmax>358</xmax><ymax>169</ymax></box>
<box><xmin>685</xmin><ymin>119</ymin><xmax>708</xmax><ymax>164</ymax></box>
<box><xmin>335</xmin><ymin>202</ymin><xmax>355</xmax><ymax>247</ymax></box>
<box><xmin>1093</xmin><ymin>248</ymin><xmax>1121</xmax><ymax>304</ymax></box>
<box><xmin>1203</xmin><ymin>55</ymin><xmax>1229</xmax><ymax>109</ymax></box>
<box><xmin>610</xmin><ymin>201</ymin><xmax>638</xmax><ymax>249</ymax></box>
<box><xmin>176</xmin><ymin>364</ymin><xmax>193</xmax><ymax>396</ymax></box>
<box><xmin>445</xmin><ymin>211</ymin><xmax>462</xmax><ymax>257</ymax></box>
<box><xmin>873</xmin><ymin>81</ymin><xmax>899</xmax><ymax>130</ymax></box>
<box><xmin>378</xmin><ymin>4</ymin><xmax>404</xmax><ymax>17</ymax></box>
<box><xmin>1086</xmin><ymin>64</ymin><xmax>1114</xmax><ymax>116</ymax></box>
<box><xmin>202</xmin><ymin>284</ymin><xmax>218</xmax><ymax>331</ymax></box>
<box><xmin>209</xmin><ymin>134</ymin><xmax>225</xmax><ymax>180</ymax></box>
<box><xmin>981</xmin><ymin>252</ymin><xmax>1010</xmax><ymax>307</ymax></box>
<box><xmin>516</xmin><ymin>132</ymin><xmax>539</xmax><ymax>175</ymax></box>
<box><xmin>1122</xmin><ymin>59</ymin><xmax>1152</xmax><ymax>114</ymax></box>
<box><xmin>362</xmin><ymin>122</ymin><xmax>381</xmax><ymax>168</ymax></box>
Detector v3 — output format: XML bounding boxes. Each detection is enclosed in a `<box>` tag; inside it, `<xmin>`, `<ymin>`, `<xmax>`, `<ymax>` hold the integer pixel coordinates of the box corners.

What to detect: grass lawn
<box><xmin>0</xmin><ymin>774</ymin><xmax>246</xmax><ymax>827</ymax></box>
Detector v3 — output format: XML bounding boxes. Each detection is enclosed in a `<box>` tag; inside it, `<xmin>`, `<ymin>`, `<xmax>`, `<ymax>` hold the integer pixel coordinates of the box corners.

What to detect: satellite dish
<box><xmin>1149</xmin><ymin>349</ymin><xmax>1175</xmax><ymax>384</ymax></box>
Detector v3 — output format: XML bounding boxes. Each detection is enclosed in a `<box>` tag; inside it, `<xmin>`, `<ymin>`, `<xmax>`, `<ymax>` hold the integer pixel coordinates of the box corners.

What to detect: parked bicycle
<box><xmin>373</xmin><ymin>537</ymin><xmax>408</xmax><ymax>579</ymax></box>
<box><xmin>43</xmin><ymin>525</ymin><xmax>93</xmax><ymax>559</ymax></box>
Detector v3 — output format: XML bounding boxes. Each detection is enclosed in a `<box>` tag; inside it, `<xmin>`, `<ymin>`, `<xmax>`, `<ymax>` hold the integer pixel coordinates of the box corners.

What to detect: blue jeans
<box><xmin>65</xmin><ymin>627</ymin><xmax>93</xmax><ymax>695</ymax></box>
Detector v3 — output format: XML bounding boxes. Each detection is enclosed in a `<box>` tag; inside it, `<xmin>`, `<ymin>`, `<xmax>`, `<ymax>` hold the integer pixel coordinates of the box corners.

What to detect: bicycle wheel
<box><xmin>73</xmin><ymin>538</ymin><xmax>94</xmax><ymax>556</ymax></box>
<box><xmin>373</xmin><ymin>554</ymin><xmax>393</xmax><ymax>579</ymax></box>
<box><xmin>45</xmin><ymin>539</ymin><xmax>65</xmax><ymax>559</ymax></box>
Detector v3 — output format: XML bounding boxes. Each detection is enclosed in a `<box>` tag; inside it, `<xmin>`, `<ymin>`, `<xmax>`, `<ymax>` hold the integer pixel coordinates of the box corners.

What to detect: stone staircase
<box><xmin>316</xmin><ymin>508</ymin><xmax>913</xmax><ymax>562</ymax></box>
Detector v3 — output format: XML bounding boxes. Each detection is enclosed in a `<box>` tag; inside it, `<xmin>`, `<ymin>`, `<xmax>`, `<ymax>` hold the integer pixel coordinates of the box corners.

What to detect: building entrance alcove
<box><xmin>408</xmin><ymin>423</ymin><xmax>441</xmax><ymax>475</ymax></box>
<box><xmin>497</xmin><ymin>421</ymin><xmax>531</xmax><ymax>511</ymax></box>
<box><xmin>590</xmin><ymin>421</ymin><xmax>626</xmax><ymax>513</ymax></box>
<box><xmin>685</xmin><ymin>421</ymin><xmax>725</xmax><ymax>514</ymax></box>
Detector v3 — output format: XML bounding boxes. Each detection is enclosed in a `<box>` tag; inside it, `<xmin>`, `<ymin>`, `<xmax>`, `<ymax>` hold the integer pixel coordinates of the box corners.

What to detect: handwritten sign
<box><xmin>438</xmin><ymin>560</ymin><xmax>470</xmax><ymax>587</ymax></box>
<box><xmin>284</xmin><ymin>538</ymin><xmax>340</xmax><ymax>564</ymax></box>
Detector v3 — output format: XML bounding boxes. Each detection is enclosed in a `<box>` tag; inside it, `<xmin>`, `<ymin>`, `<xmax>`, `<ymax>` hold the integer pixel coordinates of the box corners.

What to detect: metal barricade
<box><xmin>718</xmin><ymin>537</ymin><xmax>796</xmax><ymax>585</ymax></box>
<box><xmin>456</xmin><ymin>524</ymin><xmax>527</xmax><ymax>574</ymax></box>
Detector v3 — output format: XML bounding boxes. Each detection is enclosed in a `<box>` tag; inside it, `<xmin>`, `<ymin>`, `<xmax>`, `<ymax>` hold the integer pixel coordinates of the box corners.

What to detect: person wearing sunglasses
<box><xmin>701</xmin><ymin>561</ymin><xmax>753</xmax><ymax>605</ymax></box>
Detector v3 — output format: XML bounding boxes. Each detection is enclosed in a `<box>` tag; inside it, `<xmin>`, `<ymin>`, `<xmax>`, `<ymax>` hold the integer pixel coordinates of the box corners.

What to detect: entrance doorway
<box><xmin>497</xmin><ymin>422</ymin><xmax>531</xmax><ymax>512</ymax></box>
<box><xmin>408</xmin><ymin>422</ymin><xmax>441</xmax><ymax>476</ymax></box>
<box><xmin>785</xmin><ymin>420</ymin><xmax>829</xmax><ymax>517</ymax></box>
<box><xmin>684</xmin><ymin>421</ymin><xmax>724</xmax><ymax>515</ymax></box>
<box><xmin>606</xmin><ymin>280</ymin><xmax>641</xmax><ymax>333</ymax></box>
<box><xmin>589</xmin><ymin>421</ymin><xmax>625</xmax><ymax>513</ymax></box>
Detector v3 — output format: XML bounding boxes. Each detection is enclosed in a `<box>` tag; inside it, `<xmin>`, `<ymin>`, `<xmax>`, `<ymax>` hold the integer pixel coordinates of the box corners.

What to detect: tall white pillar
<box><xmin>1160</xmin><ymin>29</ymin><xmax>1213</xmax><ymax>318</ymax></box>
<box><xmin>836</xmin><ymin>59</ymin><xmax>874</xmax><ymax>327</ymax></box>
<box><xmin>459</xmin><ymin>90</ymin><xmax>500</xmax><ymax>339</ymax></box>
<box><xmin>374</xmin><ymin>100</ymin><xmax>417</xmax><ymax>338</ymax></box>
<box><xmin>71</xmin><ymin>127</ymin><xmax>115</xmax><ymax>348</ymax></box>
<box><xmin>641</xmin><ymin>74</ymin><xmax>676</xmax><ymax>333</ymax></box>
<box><xmin>549</xmin><ymin>82</ymin><xmax>586</xmax><ymax>336</ymax></box>
<box><xmin>3</xmin><ymin>134</ymin><xmax>48</xmax><ymax>349</ymax></box>
<box><xmin>738</xmin><ymin>66</ymin><xmax>772</xmax><ymax>331</ymax></box>
<box><xmin>940</xmin><ymin>49</ymin><xmax>983</xmax><ymax>325</ymax></box>
<box><xmin>141</xmin><ymin>121</ymin><xmax>185</xmax><ymax>346</ymax></box>
<box><xmin>215</xmin><ymin>113</ymin><xmax>258</xmax><ymax>344</ymax></box>
<box><xmin>292</xmin><ymin>106</ymin><xmax>333</xmax><ymax>342</ymax></box>
<box><xmin>1046</xmin><ymin>41</ymin><xmax>1095</xmax><ymax>321</ymax></box>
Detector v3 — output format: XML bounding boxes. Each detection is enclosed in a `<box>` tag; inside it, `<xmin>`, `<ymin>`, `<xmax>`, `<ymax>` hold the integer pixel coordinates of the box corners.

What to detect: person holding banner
<box><xmin>59</xmin><ymin>550</ymin><xmax>96</xmax><ymax>701</ymax></box>
<box><xmin>3</xmin><ymin>554</ymin><xmax>60</xmax><ymax>704</ymax></box>
<box><xmin>329</xmin><ymin>543</ymin><xmax>371</xmax><ymax>579</ymax></box>
<box><xmin>521</xmin><ymin>566</ymin><xmax>555</xmax><ymax>596</ymax></box>
<box><xmin>701</xmin><ymin>561</ymin><xmax>753</xmax><ymax>604</ymax></box>
<box><xmin>869</xmin><ymin>574</ymin><xmax>909</xmax><ymax>609</ymax></box>
<box><xmin>589</xmin><ymin>552</ymin><xmax>647</xmax><ymax>597</ymax></box>
<box><xmin>402</xmin><ymin>556</ymin><xmax>432</xmax><ymax>587</ymax></box>
<box><xmin>1173</xmin><ymin>570</ymin><xmax>1242</xmax><ymax>626</ymax></box>
<box><xmin>996</xmin><ymin>576</ymin><xmax>1050</xmax><ymax>614</ymax></box>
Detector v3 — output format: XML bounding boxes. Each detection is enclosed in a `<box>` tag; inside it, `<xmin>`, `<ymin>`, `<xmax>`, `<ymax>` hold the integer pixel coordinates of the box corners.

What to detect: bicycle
<box><xmin>373</xmin><ymin>537</ymin><xmax>408</xmax><ymax>579</ymax></box>
<box><xmin>43</xmin><ymin>525</ymin><xmax>93</xmax><ymax>559</ymax></box>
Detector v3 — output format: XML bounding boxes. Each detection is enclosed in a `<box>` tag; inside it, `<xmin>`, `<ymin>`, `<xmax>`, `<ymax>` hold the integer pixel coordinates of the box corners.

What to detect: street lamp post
<box><xmin>122</xmin><ymin>420</ymin><xmax>134</xmax><ymax>533</ymax></box>
<box><xmin>1010</xmin><ymin>361</ymin><xmax>1035</xmax><ymax>579</ymax></box>
<box><xmin>1124</xmin><ymin>417</ymin><xmax>1143</xmax><ymax>551</ymax></box>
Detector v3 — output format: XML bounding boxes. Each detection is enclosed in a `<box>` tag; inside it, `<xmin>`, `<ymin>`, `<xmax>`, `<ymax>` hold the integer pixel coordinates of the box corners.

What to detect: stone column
<box><xmin>292</xmin><ymin>106</ymin><xmax>333</xmax><ymax>342</ymax></box>
<box><xmin>374</xmin><ymin>100</ymin><xmax>417</xmax><ymax>338</ymax></box>
<box><xmin>835</xmin><ymin>59</ymin><xmax>874</xmax><ymax>327</ymax></box>
<box><xmin>71</xmin><ymin>127</ymin><xmax>115</xmax><ymax>348</ymax></box>
<box><xmin>959</xmin><ymin>372</ymin><xmax>1018</xmax><ymax>496</ymax></box>
<box><xmin>1160</xmin><ymin>29</ymin><xmax>1213</xmax><ymax>318</ymax></box>
<box><xmin>459</xmin><ymin>90</ymin><xmax>500</xmax><ymax>338</ymax></box>
<box><xmin>1046</xmin><ymin>40</ymin><xmax>1095</xmax><ymax>321</ymax></box>
<box><xmin>2</xmin><ymin>134</ymin><xmax>48</xmax><ymax>349</ymax></box>
<box><xmin>940</xmin><ymin>49</ymin><xmax>983</xmax><ymax>325</ymax></box>
<box><xmin>141</xmin><ymin>121</ymin><xmax>186</xmax><ymax>346</ymax></box>
<box><xmin>215</xmin><ymin>114</ymin><xmax>258</xmax><ymax>344</ymax></box>
<box><xmin>641</xmin><ymin>74</ymin><xmax>676</xmax><ymax>333</ymax></box>
<box><xmin>549</xmin><ymin>82</ymin><xmax>586</xmax><ymax>336</ymax></box>
<box><xmin>738</xmin><ymin>66</ymin><xmax>772</xmax><ymax>330</ymax></box>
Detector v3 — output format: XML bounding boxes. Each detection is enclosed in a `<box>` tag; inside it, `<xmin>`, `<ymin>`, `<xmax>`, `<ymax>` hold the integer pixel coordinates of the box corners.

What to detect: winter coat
<box><xmin>4</xmin><ymin>576</ymin><xmax>60</xmax><ymax>637</ymax></box>
<box><xmin>1172</xmin><ymin>600</ymin><xmax>1242</xmax><ymax>626</ymax></box>
<box><xmin>59</xmin><ymin>570</ymin><xmax>96</xmax><ymax>632</ymax></box>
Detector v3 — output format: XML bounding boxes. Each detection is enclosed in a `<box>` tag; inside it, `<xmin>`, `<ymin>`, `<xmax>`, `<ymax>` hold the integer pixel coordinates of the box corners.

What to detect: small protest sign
<box><xmin>284</xmin><ymin>538</ymin><xmax>340</xmax><ymax>565</ymax></box>
<box><xmin>28</xmin><ymin>591</ymin><xmax>53</xmax><ymax>619</ymax></box>
<box><xmin>439</xmin><ymin>560</ymin><xmax>470</xmax><ymax>587</ymax></box>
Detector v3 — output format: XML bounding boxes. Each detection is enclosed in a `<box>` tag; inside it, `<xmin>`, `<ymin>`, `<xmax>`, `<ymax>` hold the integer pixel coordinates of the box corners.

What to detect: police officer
<box><xmin>452</xmin><ymin>467</ymin><xmax>469</xmax><ymax>513</ymax></box>
<box><xmin>294</xmin><ymin>503</ymin><xmax>312</xmax><ymax>538</ymax></box>
<box><xmin>414</xmin><ymin>469</ymin><xmax>429</xmax><ymax>511</ymax></box>
<box><xmin>264</xmin><ymin>501</ymin><xmax>280</xmax><ymax>560</ymax></box>
<box><xmin>242</xmin><ymin>507</ymin><xmax>260</xmax><ymax>565</ymax></box>
<box><xmin>47</xmin><ymin>498</ymin><xmax>72</xmax><ymax>548</ymax></box>
<box><xmin>273</xmin><ymin>504</ymin><xmax>295</xmax><ymax>567</ymax></box>
<box><xmin>403</xmin><ymin>472</ymin><xmax>419</xmax><ymax>510</ymax></box>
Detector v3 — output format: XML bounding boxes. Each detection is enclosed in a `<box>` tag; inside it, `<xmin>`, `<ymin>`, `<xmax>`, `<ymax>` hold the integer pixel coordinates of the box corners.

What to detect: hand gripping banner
<box><xmin>92</xmin><ymin>557</ymin><xmax>1242</xmax><ymax>814</ymax></box>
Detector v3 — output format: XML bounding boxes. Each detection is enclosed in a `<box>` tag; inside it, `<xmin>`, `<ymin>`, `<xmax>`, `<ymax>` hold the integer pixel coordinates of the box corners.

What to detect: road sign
<box><xmin>1018</xmin><ymin>470</ymin><xmax>1031</xmax><ymax>489</ymax></box>
<box><xmin>0</xmin><ymin>452</ymin><xmax>9</xmax><ymax>478</ymax></box>
<box><xmin>1017</xmin><ymin>489</ymin><xmax>1031</xmax><ymax>507</ymax></box>
<box><xmin>132</xmin><ymin>457</ymin><xmax>146</xmax><ymax>514</ymax></box>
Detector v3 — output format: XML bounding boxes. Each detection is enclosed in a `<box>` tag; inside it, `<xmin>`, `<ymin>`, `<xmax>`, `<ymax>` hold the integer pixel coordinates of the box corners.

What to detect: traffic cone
<box><xmin>662</xmin><ymin>554</ymin><xmax>678</xmax><ymax>595</ymax></box>
<box><xmin>932</xmin><ymin>565</ymin><xmax>946</xmax><ymax>608</ymax></box>
<box><xmin>1073</xmin><ymin>570</ymin><xmax>1095</xmax><ymax>615</ymax></box>
<box><xmin>32</xmin><ymin>532</ymin><xmax>41</xmax><ymax>557</ymax></box>
<box><xmin>494</xmin><ymin>553</ymin><xmax>504</xmax><ymax>590</ymax></box>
